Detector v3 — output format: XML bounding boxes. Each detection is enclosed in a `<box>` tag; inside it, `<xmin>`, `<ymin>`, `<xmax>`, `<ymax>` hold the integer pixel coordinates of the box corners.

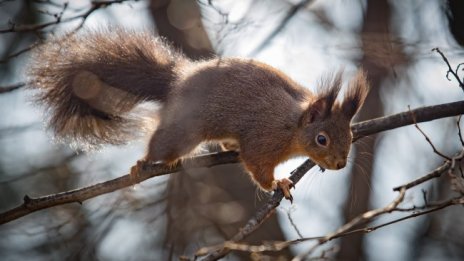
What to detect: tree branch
<box><xmin>194</xmin><ymin>196</ymin><xmax>464</xmax><ymax>257</ymax></box>
<box><xmin>352</xmin><ymin>100</ymin><xmax>464</xmax><ymax>141</ymax></box>
<box><xmin>197</xmin><ymin>150</ymin><xmax>464</xmax><ymax>260</ymax></box>
<box><xmin>0</xmin><ymin>151</ymin><xmax>239</xmax><ymax>225</ymax></box>
<box><xmin>0</xmin><ymin>100</ymin><xmax>463</xmax><ymax>228</ymax></box>
<box><xmin>198</xmin><ymin>159</ymin><xmax>316</xmax><ymax>260</ymax></box>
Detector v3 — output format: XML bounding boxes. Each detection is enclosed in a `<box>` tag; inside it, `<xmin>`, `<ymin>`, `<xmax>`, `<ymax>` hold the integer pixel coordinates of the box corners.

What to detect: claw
<box><xmin>272</xmin><ymin>178</ymin><xmax>294</xmax><ymax>203</ymax></box>
<box><xmin>319</xmin><ymin>166</ymin><xmax>326</xmax><ymax>172</ymax></box>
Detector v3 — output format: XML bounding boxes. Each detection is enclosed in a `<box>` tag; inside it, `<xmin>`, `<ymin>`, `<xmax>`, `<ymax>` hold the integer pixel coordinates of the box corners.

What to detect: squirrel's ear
<box><xmin>299</xmin><ymin>98</ymin><xmax>330</xmax><ymax>126</ymax></box>
<box><xmin>298</xmin><ymin>97</ymin><xmax>333</xmax><ymax>127</ymax></box>
<box><xmin>341</xmin><ymin>69</ymin><xmax>369</xmax><ymax>119</ymax></box>
<box><xmin>299</xmin><ymin>71</ymin><xmax>343</xmax><ymax>126</ymax></box>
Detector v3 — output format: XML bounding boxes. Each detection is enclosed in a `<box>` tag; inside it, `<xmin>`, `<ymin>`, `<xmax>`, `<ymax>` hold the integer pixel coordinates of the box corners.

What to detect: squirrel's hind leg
<box><xmin>129</xmin><ymin>126</ymin><xmax>202</xmax><ymax>182</ymax></box>
<box><xmin>146</xmin><ymin>127</ymin><xmax>203</xmax><ymax>163</ymax></box>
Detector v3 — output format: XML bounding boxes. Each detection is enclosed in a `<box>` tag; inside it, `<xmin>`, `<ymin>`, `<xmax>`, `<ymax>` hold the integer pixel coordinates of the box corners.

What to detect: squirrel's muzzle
<box><xmin>335</xmin><ymin>160</ymin><xmax>346</xmax><ymax>169</ymax></box>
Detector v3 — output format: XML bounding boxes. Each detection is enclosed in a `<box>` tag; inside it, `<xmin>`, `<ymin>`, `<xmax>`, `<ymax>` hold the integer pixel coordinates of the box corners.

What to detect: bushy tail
<box><xmin>28</xmin><ymin>28</ymin><xmax>188</xmax><ymax>149</ymax></box>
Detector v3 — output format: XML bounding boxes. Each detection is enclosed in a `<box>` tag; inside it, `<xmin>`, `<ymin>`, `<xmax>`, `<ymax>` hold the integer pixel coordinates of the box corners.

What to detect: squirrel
<box><xmin>28</xmin><ymin>28</ymin><xmax>369</xmax><ymax>201</ymax></box>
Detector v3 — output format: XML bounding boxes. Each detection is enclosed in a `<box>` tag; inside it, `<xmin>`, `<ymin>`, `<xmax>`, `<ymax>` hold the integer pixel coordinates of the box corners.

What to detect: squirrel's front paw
<box><xmin>129</xmin><ymin>160</ymin><xmax>147</xmax><ymax>183</ymax></box>
<box><xmin>272</xmin><ymin>178</ymin><xmax>294</xmax><ymax>203</ymax></box>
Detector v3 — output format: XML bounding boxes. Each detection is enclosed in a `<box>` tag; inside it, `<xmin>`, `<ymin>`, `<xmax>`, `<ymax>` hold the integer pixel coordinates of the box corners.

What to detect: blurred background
<box><xmin>0</xmin><ymin>0</ymin><xmax>463</xmax><ymax>260</ymax></box>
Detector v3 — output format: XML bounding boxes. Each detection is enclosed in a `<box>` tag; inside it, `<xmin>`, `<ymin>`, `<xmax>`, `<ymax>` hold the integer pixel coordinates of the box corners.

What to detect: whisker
<box><xmin>355</xmin><ymin>161</ymin><xmax>373</xmax><ymax>194</ymax></box>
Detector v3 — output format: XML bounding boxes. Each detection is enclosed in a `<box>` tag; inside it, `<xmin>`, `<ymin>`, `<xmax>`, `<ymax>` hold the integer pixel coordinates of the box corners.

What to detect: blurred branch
<box><xmin>149</xmin><ymin>0</ymin><xmax>214</xmax><ymax>59</ymax></box>
<box><xmin>0</xmin><ymin>0</ymin><xmax>139</xmax><ymax>63</ymax></box>
<box><xmin>0</xmin><ymin>0</ymin><xmax>15</xmax><ymax>4</ymax></box>
<box><xmin>0</xmin><ymin>0</ymin><xmax>138</xmax><ymax>34</ymax></box>
<box><xmin>0</xmin><ymin>43</ymin><xmax>40</xmax><ymax>64</ymax></box>
<box><xmin>0</xmin><ymin>82</ymin><xmax>25</xmax><ymax>93</ymax></box>
<box><xmin>0</xmin><ymin>123</ymin><xmax>41</xmax><ymax>137</ymax></box>
<box><xmin>0</xmin><ymin>152</ymin><xmax>79</xmax><ymax>184</ymax></box>
<box><xmin>248</xmin><ymin>0</ymin><xmax>313</xmax><ymax>56</ymax></box>
<box><xmin>0</xmin><ymin>2</ymin><xmax>69</xmax><ymax>33</ymax></box>
<box><xmin>0</xmin><ymin>101</ymin><xmax>463</xmax><ymax>226</ymax></box>
<box><xmin>0</xmin><ymin>151</ymin><xmax>239</xmax><ymax>225</ymax></box>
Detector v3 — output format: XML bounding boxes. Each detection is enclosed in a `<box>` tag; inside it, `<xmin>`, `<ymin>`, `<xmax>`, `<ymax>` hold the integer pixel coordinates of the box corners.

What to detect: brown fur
<box><xmin>29</xmin><ymin>28</ymin><xmax>187</xmax><ymax>148</ymax></box>
<box><xmin>29</xmin><ymin>28</ymin><xmax>369</xmax><ymax>191</ymax></box>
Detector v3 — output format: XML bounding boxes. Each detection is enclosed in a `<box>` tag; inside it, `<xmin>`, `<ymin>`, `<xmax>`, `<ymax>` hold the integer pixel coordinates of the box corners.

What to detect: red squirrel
<box><xmin>28</xmin><ymin>28</ymin><xmax>369</xmax><ymax>201</ymax></box>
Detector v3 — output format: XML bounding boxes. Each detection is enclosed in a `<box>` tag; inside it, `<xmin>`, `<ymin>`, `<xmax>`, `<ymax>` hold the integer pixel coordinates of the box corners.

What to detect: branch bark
<box><xmin>198</xmin><ymin>150</ymin><xmax>464</xmax><ymax>260</ymax></box>
<box><xmin>0</xmin><ymin>151</ymin><xmax>239</xmax><ymax>225</ymax></box>
<box><xmin>352</xmin><ymin>100</ymin><xmax>464</xmax><ymax>141</ymax></box>
<box><xmin>0</xmin><ymin>100</ymin><xmax>463</xmax><ymax>226</ymax></box>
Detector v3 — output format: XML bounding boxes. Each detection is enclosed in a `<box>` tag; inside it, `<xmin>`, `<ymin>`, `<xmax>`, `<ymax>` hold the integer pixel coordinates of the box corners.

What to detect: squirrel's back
<box><xmin>166</xmin><ymin>58</ymin><xmax>312</xmax><ymax>138</ymax></box>
<box><xmin>29</xmin><ymin>28</ymin><xmax>189</xmax><ymax>148</ymax></box>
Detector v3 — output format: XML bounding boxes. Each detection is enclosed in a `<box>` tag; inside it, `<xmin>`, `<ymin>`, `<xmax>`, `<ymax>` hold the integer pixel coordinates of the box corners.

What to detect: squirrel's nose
<box><xmin>336</xmin><ymin>160</ymin><xmax>346</xmax><ymax>169</ymax></box>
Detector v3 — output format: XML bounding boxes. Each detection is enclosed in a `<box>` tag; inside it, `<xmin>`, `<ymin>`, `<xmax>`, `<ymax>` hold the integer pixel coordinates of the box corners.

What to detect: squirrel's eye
<box><xmin>316</xmin><ymin>133</ymin><xmax>328</xmax><ymax>147</ymax></box>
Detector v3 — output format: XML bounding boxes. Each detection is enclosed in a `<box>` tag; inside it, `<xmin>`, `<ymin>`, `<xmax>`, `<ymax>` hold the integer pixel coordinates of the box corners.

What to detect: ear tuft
<box><xmin>341</xmin><ymin>69</ymin><xmax>370</xmax><ymax>119</ymax></box>
<box><xmin>299</xmin><ymin>70</ymin><xmax>343</xmax><ymax>126</ymax></box>
<box><xmin>317</xmin><ymin>70</ymin><xmax>343</xmax><ymax>112</ymax></box>
<box><xmin>299</xmin><ymin>71</ymin><xmax>343</xmax><ymax>126</ymax></box>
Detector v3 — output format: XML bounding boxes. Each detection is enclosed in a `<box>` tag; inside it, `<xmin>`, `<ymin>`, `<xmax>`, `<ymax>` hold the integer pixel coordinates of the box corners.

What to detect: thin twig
<box><xmin>287</xmin><ymin>208</ymin><xmax>304</xmax><ymax>239</ymax></box>
<box><xmin>324</xmin><ymin>197</ymin><xmax>463</xmax><ymax>240</ymax></box>
<box><xmin>391</xmin><ymin>153</ymin><xmax>455</xmax><ymax>191</ymax></box>
<box><xmin>432</xmin><ymin>48</ymin><xmax>464</xmax><ymax>90</ymax></box>
<box><xmin>194</xmin><ymin>196</ymin><xmax>463</xmax><ymax>258</ymax></box>
<box><xmin>409</xmin><ymin>105</ymin><xmax>451</xmax><ymax>160</ymax></box>
<box><xmin>293</xmin><ymin>188</ymin><xmax>407</xmax><ymax>260</ymax></box>
<box><xmin>457</xmin><ymin>116</ymin><xmax>464</xmax><ymax>147</ymax></box>
<box><xmin>447</xmin><ymin>148</ymin><xmax>464</xmax><ymax>194</ymax></box>
<box><xmin>0</xmin><ymin>43</ymin><xmax>41</xmax><ymax>64</ymax></box>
